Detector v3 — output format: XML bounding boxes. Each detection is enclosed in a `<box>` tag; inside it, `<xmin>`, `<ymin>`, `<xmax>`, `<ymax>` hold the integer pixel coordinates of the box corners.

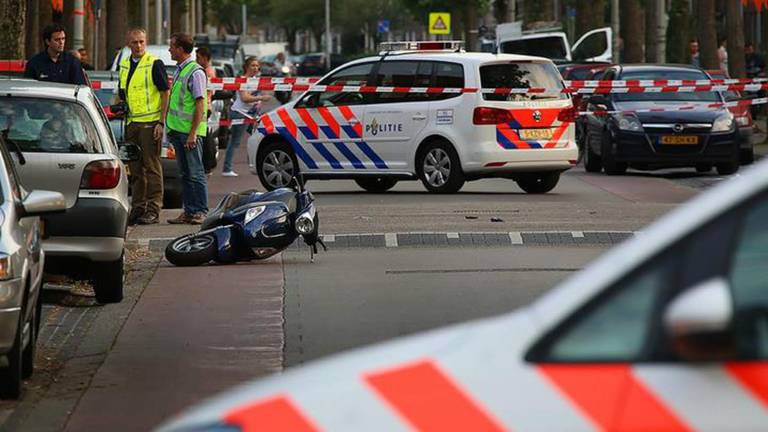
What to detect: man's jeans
<box><xmin>167</xmin><ymin>130</ymin><xmax>208</xmax><ymax>215</ymax></box>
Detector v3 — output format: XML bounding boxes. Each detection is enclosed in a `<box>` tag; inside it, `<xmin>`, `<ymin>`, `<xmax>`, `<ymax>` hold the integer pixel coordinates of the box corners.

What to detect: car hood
<box><xmin>613</xmin><ymin>100</ymin><xmax>729</xmax><ymax>123</ymax></box>
<box><xmin>156</xmin><ymin>310</ymin><xmax>540</xmax><ymax>431</ymax></box>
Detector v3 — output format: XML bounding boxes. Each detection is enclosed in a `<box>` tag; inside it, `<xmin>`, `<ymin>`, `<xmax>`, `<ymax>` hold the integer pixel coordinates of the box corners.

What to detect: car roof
<box><xmin>0</xmin><ymin>79</ymin><xmax>82</xmax><ymax>100</ymax></box>
<box><xmin>347</xmin><ymin>52</ymin><xmax>554</xmax><ymax>66</ymax></box>
<box><xmin>616</xmin><ymin>64</ymin><xmax>706</xmax><ymax>74</ymax></box>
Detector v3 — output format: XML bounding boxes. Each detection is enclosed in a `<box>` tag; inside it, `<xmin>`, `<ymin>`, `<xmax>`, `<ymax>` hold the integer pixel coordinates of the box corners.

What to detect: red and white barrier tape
<box><xmin>563</xmin><ymin>78</ymin><xmax>768</xmax><ymax>88</ymax></box>
<box><xmin>579</xmin><ymin>97</ymin><xmax>768</xmax><ymax>116</ymax></box>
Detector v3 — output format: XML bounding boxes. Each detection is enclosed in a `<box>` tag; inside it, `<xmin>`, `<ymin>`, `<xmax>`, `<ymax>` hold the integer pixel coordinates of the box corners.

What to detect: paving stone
<box><xmin>397</xmin><ymin>234</ymin><xmax>419</xmax><ymax>246</ymax></box>
<box><xmin>522</xmin><ymin>233</ymin><xmax>547</xmax><ymax>244</ymax></box>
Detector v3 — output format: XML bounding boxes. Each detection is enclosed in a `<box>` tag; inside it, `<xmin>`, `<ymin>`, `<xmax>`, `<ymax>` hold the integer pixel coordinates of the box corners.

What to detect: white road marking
<box><xmin>509</xmin><ymin>232</ymin><xmax>523</xmax><ymax>245</ymax></box>
<box><xmin>385</xmin><ymin>233</ymin><xmax>398</xmax><ymax>247</ymax></box>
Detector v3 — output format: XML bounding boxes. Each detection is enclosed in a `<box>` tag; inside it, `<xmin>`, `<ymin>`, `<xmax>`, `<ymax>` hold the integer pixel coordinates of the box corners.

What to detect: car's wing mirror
<box><xmin>589</xmin><ymin>94</ymin><xmax>608</xmax><ymax>109</ymax></box>
<box><xmin>22</xmin><ymin>190</ymin><xmax>66</xmax><ymax>217</ymax></box>
<box><xmin>663</xmin><ymin>277</ymin><xmax>735</xmax><ymax>361</ymax></box>
<box><xmin>212</xmin><ymin>90</ymin><xmax>234</xmax><ymax>101</ymax></box>
<box><xmin>118</xmin><ymin>141</ymin><xmax>141</xmax><ymax>162</ymax></box>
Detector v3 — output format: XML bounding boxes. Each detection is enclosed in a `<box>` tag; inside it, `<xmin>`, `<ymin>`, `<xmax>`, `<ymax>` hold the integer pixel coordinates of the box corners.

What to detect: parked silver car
<box><xmin>0</xmin><ymin>80</ymin><xmax>134</xmax><ymax>304</ymax></box>
<box><xmin>0</xmin><ymin>137</ymin><xmax>65</xmax><ymax>398</ymax></box>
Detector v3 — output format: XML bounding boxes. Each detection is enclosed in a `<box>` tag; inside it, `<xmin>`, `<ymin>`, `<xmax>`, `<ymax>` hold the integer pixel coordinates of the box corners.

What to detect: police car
<box><xmin>247</xmin><ymin>42</ymin><xmax>578</xmax><ymax>194</ymax></box>
<box><xmin>160</xmin><ymin>156</ymin><xmax>768</xmax><ymax>431</ymax></box>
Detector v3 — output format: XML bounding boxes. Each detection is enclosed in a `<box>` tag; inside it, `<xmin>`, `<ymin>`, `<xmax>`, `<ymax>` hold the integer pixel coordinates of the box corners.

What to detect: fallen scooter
<box><xmin>165</xmin><ymin>178</ymin><xmax>325</xmax><ymax>266</ymax></box>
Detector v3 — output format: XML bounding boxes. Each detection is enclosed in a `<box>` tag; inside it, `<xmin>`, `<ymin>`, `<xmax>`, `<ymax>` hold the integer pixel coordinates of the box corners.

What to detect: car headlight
<box><xmin>613</xmin><ymin>113</ymin><xmax>643</xmax><ymax>132</ymax></box>
<box><xmin>712</xmin><ymin>113</ymin><xmax>735</xmax><ymax>132</ymax></box>
<box><xmin>281</xmin><ymin>65</ymin><xmax>290</xmax><ymax>74</ymax></box>
<box><xmin>0</xmin><ymin>254</ymin><xmax>11</xmax><ymax>280</ymax></box>
<box><xmin>244</xmin><ymin>206</ymin><xmax>266</xmax><ymax>225</ymax></box>
<box><xmin>295</xmin><ymin>213</ymin><xmax>314</xmax><ymax>235</ymax></box>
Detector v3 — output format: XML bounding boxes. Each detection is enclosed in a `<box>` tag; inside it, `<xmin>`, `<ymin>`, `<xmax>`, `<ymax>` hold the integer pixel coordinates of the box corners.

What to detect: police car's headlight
<box><xmin>613</xmin><ymin>113</ymin><xmax>643</xmax><ymax>132</ymax></box>
<box><xmin>295</xmin><ymin>213</ymin><xmax>314</xmax><ymax>235</ymax></box>
<box><xmin>712</xmin><ymin>113</ymin><xmax>735</xmax><ymax>132</ymax></box>
<box><xmin>244</xmin><ymin>206</ymin><xmax>266</xmax><ymax>225</ymax></box>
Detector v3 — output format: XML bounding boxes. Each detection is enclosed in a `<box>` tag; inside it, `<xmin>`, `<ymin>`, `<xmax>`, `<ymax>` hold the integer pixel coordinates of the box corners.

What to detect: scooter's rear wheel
<box><xmin>165</xmin><ymin>234</ymin><xmax>217</xmax><ymax>266</ymax></box>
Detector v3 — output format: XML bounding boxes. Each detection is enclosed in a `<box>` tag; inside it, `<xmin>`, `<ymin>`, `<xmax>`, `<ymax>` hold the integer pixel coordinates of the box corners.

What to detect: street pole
<box><xmin>611</xmin><ymin>0</ymin><xmax>620</xmax><ymax>63</ymax></box>
<box><xmin>142</xmin><ymin>0</ymin><xmax>149</xmax><ymax>34</ymax></box>
<box><xmin>73</xmin><ymin>0</ymin><xmax>85</xmax><ymax>49</ymax></box>
<box><xmin>242</xmin><ymin>3</ymin><xmax>247</xmax><ymax>38</ymax></box>
<box><xmin>196</xmin><ymin>0</ymin><xmax>203</xmax><ymax>34</ymax></box>
<box><xmin>155</xmin><ymin>0</ymin><xmax>162</xmax><ymax>44</ymax></box>
<box><xmin>325</xmin><ymin>0</ymin><xmax>332</xmax><ymax>70</ymax></box>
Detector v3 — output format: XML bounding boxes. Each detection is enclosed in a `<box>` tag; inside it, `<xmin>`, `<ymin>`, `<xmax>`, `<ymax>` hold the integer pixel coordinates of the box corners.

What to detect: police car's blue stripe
<box><xmin>341</xmin><ymin>125</ymin><xmax>359</xmax><ymax>139</ymax></box>
<box><xmin>311</xmin><ymin>143</ymin><xmax>343</xmax><ymax>169</ymax></box>
<box><xmin>355</xmin><ymin>142</ymin><xmax>388</xmax><ymax>169</ymax></box>
<box><xmin>496</xmin><ymin>130</ymin><xmax>517</xmax><ymax>149</ymax></box>
<box><xmin>258</xmin><ymin>127</ymin><xmax>268</xmax><ymax>136</ymax></box>
<box><xmin>320</xmin><ymin>126</ymin><xmax>339</xmax><ymax>140</ymax></box>
<box><xmin>299</xmin><ymin>126</ymin><xmax>318</xmax><ymax>141</ymax></box>
<box><xmin>506</xmin><ymin>119</ymin><xmax>522</xmax><ymax>129</ymax></box>
<box><xmin>526</xmin><ymin>141</ymin><xmax>543</xmax><ymax>149</ymax></box>
<box><xmin>333</xmin><ymin>143</ymin><xmax>365</xmax><ymax>169</ymax></box>
<box><xmin>276</xmin><ymin>127</ymin><xmax>318</xmax><ymax>169</ymax></box>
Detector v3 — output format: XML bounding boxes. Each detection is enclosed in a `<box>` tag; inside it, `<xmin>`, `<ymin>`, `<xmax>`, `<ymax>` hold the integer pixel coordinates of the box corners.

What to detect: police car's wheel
<box><xmin>516</xmin><ymin>172</ymin><xmax>561</xmax><ymax>194</ymax></box>
<box><xmin>417</xmin><ymin>141</ymin><xmax>465</xmax><ymax>193</ymax></box>
<box><xmin>258</xmin><ymin>141</ymin><xmax>298</xmax><ymax>191</ymax></box>
<box><xmin>354</xmin><ymin>177</ymin><xmax>398</xmax><ymax>193</ymax></box>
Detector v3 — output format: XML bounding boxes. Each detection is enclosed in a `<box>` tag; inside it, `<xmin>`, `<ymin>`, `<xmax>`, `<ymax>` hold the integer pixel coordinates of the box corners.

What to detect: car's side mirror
<box><xmin>22</xmin><ymin>190</ymin><xmax>66</xmax><ymax>217</ymax></box>
<box><xmin>118</xmin><ymin>141</ymin><xmax>141</xmax><ymax>162</ymax></box>
<box><xmin>589</xmin><ymin>94</ymin><xmax>608</xmax><ymax>108</ymax></box>
<box><xmin>663</xmin><ymin>278</ymin><xmax>735</xmax><ymax>361</ymax></box>
<box><xmin>212</xmin><ymin>90</ymin><xmax>234</xmax><ymax>101</ymax></box>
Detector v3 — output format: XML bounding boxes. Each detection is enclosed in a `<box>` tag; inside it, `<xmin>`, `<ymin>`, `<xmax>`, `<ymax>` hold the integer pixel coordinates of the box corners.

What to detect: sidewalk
<box><xmin>63</xmin><ymin>142</ymin><xmax>287</xmax><ymax>431</ymax></box>
<box><xmin>753</xmin><ymin>117</ymin><xmax>768</xmax><ymax>159</ymax></box>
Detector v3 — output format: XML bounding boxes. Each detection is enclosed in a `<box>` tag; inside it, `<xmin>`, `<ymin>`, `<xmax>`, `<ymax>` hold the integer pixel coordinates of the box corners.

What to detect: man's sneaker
<box><xmin>137</xmin><ymin>212</ymin><xmax>159</xmax><ymax>225</ymax></box>
<box><xmin>222</xmin><ymin>171</ymin><xmax>239</xmax><ymax>177</ymax></box>
<box><xmin>128</xmin><ymin>208</ymin><xmax>145</xmax><ymax>226</ymax></box>
<box><xmin>189</xmin><ymin>213</ymin><xmax>206</xmax><ymax>225</ymax></box>
<box><xmin>167</xmin><ymin>213</ymin><xmax>192</xmax><ymax>224</ymax></box>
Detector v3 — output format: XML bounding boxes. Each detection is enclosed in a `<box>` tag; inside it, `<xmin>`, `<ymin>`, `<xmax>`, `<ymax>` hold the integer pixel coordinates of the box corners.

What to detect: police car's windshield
<box><xmin>480</xmin><ymin>62</ymin><xmax>567</xmax><ymax>101</ymax></box>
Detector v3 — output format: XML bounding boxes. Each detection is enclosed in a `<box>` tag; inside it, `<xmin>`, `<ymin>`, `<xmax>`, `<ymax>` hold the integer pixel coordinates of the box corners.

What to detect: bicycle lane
<box><xmin>64</xmin><ymin>141</ymin><xmax>287</xmax><ymax>431</ymax></box>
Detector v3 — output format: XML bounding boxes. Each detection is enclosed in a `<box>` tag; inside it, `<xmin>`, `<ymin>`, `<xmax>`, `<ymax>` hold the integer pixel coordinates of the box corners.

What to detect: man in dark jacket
<box><xmin>24</xmin><ymin>23</ymin><xmax>88</xmax><ymax>85</ymax></box>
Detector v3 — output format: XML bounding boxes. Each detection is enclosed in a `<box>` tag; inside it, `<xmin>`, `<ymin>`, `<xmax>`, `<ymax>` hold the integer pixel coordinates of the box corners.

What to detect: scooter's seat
<box><xmin>252</xmin><ymin>188</ymin><xmax>297</xmax><ymax>213</ymax></box>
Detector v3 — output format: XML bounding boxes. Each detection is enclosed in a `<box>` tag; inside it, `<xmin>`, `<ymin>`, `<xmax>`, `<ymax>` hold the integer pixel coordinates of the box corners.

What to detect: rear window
<box><xmin>0</xmin><ymin>97</ymin><xmax>103</xmax><ymax>154</ymax></box>
<box><xmin>480</xmin><ymin>62</ymin><xmax>567</xmax><ymax>101</ymax></box>
<box><xmin>614</xmin><ymin>70</ymin><xmax>720</xmax><ymax>103</ymax></box>
<box><xmin>499</xmin><ymin>37</ymin><xmax>568</xmax><ymax>61</ymax></box>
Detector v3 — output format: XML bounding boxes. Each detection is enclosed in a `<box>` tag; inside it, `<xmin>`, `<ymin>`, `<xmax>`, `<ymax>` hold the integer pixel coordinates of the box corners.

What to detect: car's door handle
<box><xmin>412</xmin><ymin>114</ymin><xmax>427</xmax><ymax>120</ymax></box>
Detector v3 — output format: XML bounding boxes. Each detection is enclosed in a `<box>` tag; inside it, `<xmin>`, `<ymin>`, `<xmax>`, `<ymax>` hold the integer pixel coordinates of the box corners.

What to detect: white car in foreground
<box><xmin>160</xmin><ymin>161</ymin><xmax>768</xmax><ymax>429</ymax></box>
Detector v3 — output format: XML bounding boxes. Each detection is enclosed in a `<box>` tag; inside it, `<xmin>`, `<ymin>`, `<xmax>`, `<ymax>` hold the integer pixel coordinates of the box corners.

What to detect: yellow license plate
<box><xmin>519</xmin><ymin>128</ymin><xmax>554</xmax><ymax>140</ymax></box>
<box><xmin>661</xmin><ymin>135</ymin><xmax>699</xmax><ymax>145</ymax></box>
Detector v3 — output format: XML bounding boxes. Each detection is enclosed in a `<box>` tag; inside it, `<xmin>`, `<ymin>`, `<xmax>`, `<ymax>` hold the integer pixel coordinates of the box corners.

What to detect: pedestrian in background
<box><xmin>24</xmin><ymin>23</ymin><xmax>87</xmax><ymax>85</ymax></box>
<box><xmin>195</xmin><ymin>46</ymin><xmax>218</xmax><ymax>175</ymax></box>
<box><xmin>222</xmin><ymin>57</ymin><xmax>272</xmax><ymax>177</ymax></box>
<box><xmin>165</xmin><ymin>33</ymin><xmax>209</xmax><ymax>225</ymax></box>
<box><xmin>718</xmin><ymin>38</ymin><xmax>729</xmax><ymax>75</ymax></box>
<box><xmin>689</xmin><ymin>40</ymin><xmax>700</xmax><ymax>68</ymax></box>
<box><xmin>119</xmin><ymin>28</ymin><xmax>170</xmax><ymax>225</ymax></box>
<box><xmin>745</xmin><ymin>42</ymin><xmax>765</xmax><ymax>79</ymax></box>
<box><xmin>78</xmin><ymin>48</ymin><xmax>94</xmax><ymax>71</ymax></box>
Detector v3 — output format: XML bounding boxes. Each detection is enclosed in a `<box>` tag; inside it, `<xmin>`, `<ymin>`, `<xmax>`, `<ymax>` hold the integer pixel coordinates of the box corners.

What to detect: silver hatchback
<box><xmin>0</xmin><ymin>80</ymin><xmax>133</xmax><ymax>304</ymax></box>
<box><xmin>0</xmin><ymin>137</ymin><xmax>64</xmax><ymax>398</ymax></box>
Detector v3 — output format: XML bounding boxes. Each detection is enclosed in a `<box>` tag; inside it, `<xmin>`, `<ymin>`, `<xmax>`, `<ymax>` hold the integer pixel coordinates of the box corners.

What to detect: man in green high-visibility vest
<box><xmin>164</xmin><ymin>33</ymin><xmax>209</xmax><ymax>225</ymax></box>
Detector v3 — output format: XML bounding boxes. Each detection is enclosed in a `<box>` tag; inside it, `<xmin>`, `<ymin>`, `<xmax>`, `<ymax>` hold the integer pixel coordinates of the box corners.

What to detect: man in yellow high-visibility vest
<box><xmin>119</xmin><ymin>28</ymin><xmax>170</xmax><ymax>225</ymax></box>
<box><xmin>164</xmin><ymin>32</ymin><xmax>209</xmax><ymax>225</ymax></box>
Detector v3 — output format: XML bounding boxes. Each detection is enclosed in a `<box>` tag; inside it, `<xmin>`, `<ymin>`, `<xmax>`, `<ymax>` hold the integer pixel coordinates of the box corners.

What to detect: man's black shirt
<box><xmin>118</xmin><ymin>58</ymin><xmax>170</xmax><ymax>102</ymax></box>
<box><xmin>24</xmin><ymin>50</ymin><xmax>87</xmax><ymax>85</ymax></box>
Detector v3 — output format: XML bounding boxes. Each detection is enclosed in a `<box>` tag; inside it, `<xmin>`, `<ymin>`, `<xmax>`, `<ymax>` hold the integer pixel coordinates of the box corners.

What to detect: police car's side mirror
<box><xmin>663</xmin><ymin>278</ymin><xmax>735</xmax><ymax>361</ymax></box>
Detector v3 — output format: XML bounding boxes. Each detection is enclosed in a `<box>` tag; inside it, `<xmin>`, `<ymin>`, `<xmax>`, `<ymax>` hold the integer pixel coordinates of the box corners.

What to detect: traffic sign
<box><xmin>377</xmin><ymin>20</ymin><xmax>390</xmax><ymax>34</ymax></box>
<box><xmin>429</xmin><ymin>12</ymin><xmax>450</xmax><ymax>35</ymax></box>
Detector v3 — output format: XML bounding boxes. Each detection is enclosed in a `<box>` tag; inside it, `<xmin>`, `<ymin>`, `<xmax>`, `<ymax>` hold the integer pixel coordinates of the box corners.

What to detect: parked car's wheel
<box><xmin>516</xmin><ymin>172</ymin><xmax>561</xmax><ymax>194</ymax></box>
<box><xmin>354</xmin><ymin>177</ymin><xmax>398</xmax><ymax>193</ymax></box>
<box><xmin>741</xmin><ymin>147</ymin><xmax>755</xmax><ymax>165</ymax></box>
<box><xmin>22</xmin><ymin>294</ymin><xmax>40</xmax><ymax>379</ymax></box>
<box><xmin>416</xmin><ymin>140</ymin><xmax>465</xmax><ymax>194</ymax></box>
<box><xmin>601</xmin><ymin>135</ymin><xmax>627</xmax><ymax>175</ymax></box>
<box><xmin>93</xmin><ymin>254</ymin><xmax>124</xmax><ymax>304</ymax></box>
<box><xmin>165</xmin><ymin>234</ymin><xmax>217</xmax><ymax>267</ymax></box>
<box><xmin>695</xmin><ymin>164</ymin><xmax>712</xmax><ymax>173</ymax></box>
<box><xmin>583</xmin><ymin>135</ymin><xmax>602</xmax><ymax>173</ymax></box>
<box><xmin>257</xmin><ymin>141</ymin><xmax>298</xmax><ymax>191</ymax></box>
<box><xmin>0</xmin><ymin>307</ymin><xmax>24</xmax><ymax>399</ymax></box>
<box><xmin>716</xmin><ymin>160</ymin><xmax>740</xmax><ymax>176</ymax></box>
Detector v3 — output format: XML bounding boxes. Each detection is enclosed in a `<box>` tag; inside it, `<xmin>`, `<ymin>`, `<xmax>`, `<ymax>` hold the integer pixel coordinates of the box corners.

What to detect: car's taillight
<box><xmin>557</xmin><ymin>106</ymin><xmax>578</xmax><ymax>123</ymax></box>
<box><xmin>80</xmin><ymin>160</ymin><xmax>121</xmax><ymax>189</ymax></box>
<box><xmin>473</xmin><ymin>107</ymin><xmax>514</xmax><ymax>125</ymax></box>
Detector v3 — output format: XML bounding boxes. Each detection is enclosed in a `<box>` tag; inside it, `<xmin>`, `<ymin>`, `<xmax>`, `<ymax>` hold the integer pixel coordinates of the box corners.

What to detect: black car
<box><xmin>583</xmin><ymin>64</ymin><xmax>741</xmax><ymax>176</ymax></box>
<box><xmin>296</xmin><ymin>53</ymin><xmax>345</xmax><ymax>76</ymax></box>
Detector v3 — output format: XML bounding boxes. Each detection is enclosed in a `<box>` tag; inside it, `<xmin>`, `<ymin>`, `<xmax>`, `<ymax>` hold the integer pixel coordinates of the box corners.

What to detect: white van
<box><xmin>497</xmin><ymin>24</ymin><xmax>613</xmax><ymax>64</ymax></box>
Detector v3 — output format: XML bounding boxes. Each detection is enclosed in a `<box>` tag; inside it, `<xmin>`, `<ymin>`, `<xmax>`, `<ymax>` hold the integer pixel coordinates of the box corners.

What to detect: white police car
<box><xmin>248</xmin><ymin>42</ymin><xmax>578</xmax><ymax>194</ymax></box>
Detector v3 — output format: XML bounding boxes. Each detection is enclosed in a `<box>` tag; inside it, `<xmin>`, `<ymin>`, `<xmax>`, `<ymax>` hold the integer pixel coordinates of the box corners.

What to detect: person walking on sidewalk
<box><xmin>24</xmin><ymin>23</ymin><xmax>88</xmax><ymax>85</ymax></box>
<box><xmin>165</xmin><ymin>33</ymin><xmax>209</xmax><ymax>225</ymax></box>
<box><xmin>119</xmin><ymin>28</ymin><xmax>170</xmax><ymax>225</ymax></box>
<box><xmin>222</xmin><ymin>57</ymin><xmax>272</xmax><ymax>177</ymax></box>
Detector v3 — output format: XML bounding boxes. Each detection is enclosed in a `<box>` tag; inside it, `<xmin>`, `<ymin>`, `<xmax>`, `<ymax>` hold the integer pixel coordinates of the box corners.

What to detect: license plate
<box><xmin>660</xmin><ymin>135</ymin><xmax>699</xmax><ymax>145</ymax></box>
<box><xmin>519</xmin><ymin>128</ymin><xmax>554</xmax><ymax>140</ymax></box>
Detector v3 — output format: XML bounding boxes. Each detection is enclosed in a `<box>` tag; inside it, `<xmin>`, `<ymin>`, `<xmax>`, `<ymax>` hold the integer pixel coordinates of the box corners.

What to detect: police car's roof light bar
<box><xmin>378</xmin><ymin>41</ymin><xmax>465</xmax><ymax>53</ymax></box>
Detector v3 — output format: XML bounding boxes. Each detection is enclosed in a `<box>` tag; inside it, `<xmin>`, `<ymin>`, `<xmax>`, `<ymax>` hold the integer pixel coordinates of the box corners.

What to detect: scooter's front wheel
<box><xmin>165</xmin><ymin>233</ymin><xmax>217</xmax><ymax>266</ymax></box>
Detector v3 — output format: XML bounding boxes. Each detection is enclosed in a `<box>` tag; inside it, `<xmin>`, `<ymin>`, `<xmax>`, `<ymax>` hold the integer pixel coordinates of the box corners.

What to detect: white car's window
<box><xmin>481</xmin><ymin>62</ymin><xmax>568</xmax><ymax>101</ymax></box>
<box><xmin>372</xmin><ymin>61</ymin><xmax>423</xmax><ymax>104</ymax></box>
<box><xmin>0</xmin><ymin>97</ymin><xmax>102</xmax><ymax>154</ymax></box>
<box><xmin>730</xmin><ymin>197</ymin><xmax>768</xmax><ymax>359</ymax></box>
<box><xmin>301</xmin><ymin>62</ymin><xmax>374</xmax><ymax>108</ymax></box>
<box><xmin>430</xmin><ymin>62</ymin><xmax>464</xmax><ymax>101</ymax></box>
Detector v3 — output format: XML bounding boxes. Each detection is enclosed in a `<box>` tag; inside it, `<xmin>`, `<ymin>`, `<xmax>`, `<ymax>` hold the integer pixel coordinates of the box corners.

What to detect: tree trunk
<box><xmin>25</xmin><ymin>0</ymin><xmax>40</xmax><ymax>58</ymax></box>
<box><xmin>465</xmin><ymin>2</ymin><xmax>478</xmax><ymax>51</ymax></box>
<box><xmin>726</xmin><ymin>0</ymin><xmax>746</xmax><ymax>77</ymax></box>
<box><xmin>621</xmin><ymin>0</ymin><xmax>644</xmax><ymax>62</ymax></box>
<box><xmin>575</xmin><ymin>0</ymin><xmax>606</xmax><ymax>39</ymax></box>
<box><xmin>666</xmin><ymin>0</ymin><xmax>691</xmax><ymax>64</ymax></box>
<box><xmin>40</xmin><ymin>0</ymin><xmax>53</xmax><ymax>28</ymax></box>
<box><xmin>171</xmin><ymin>0</ymin><xmax>187</xmax><ymax>34</ymax></box>
<box><xmin>107</xmin><ymin>0</ymin><xmax>129</xmax><ymax>66</ymax></box>
<box><xmin>645</xmin><ymin>0</ymin><xmax>657</xmax><ymax>62</ymax></box>
<box><xmin>493</xmin><ymin>0</ymin><xmax>509</xmax><ymax>24</ymax></box>
<box><xmin>63</xmin><ymin>0</ymin><xmax>74</xmax><ymax>50</ymax></box>
<box><xmin>0</xmin><ymin>0</ymin><xmax>26</xmax><ymax>59</ymax></box>
<box><xmin>697</xmin><ymin>0</ymin><xmax>718</xmax><ymax>69</ymax></box>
